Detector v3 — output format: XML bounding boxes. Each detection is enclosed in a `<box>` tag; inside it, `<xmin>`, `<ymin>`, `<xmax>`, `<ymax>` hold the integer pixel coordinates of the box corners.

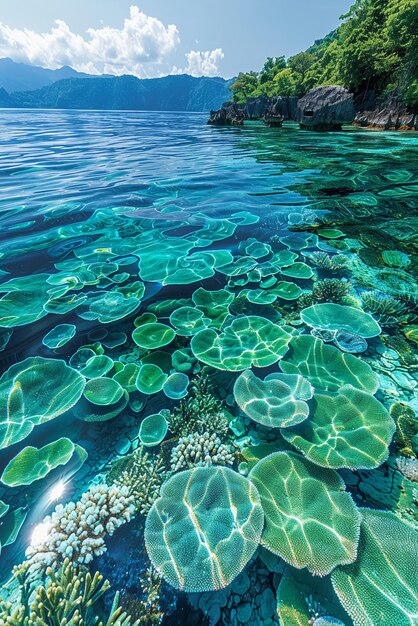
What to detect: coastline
<box><xmin>208</xmin><ymin>88</ymin><xmax>418</xmax><ymax>131</ymax></box>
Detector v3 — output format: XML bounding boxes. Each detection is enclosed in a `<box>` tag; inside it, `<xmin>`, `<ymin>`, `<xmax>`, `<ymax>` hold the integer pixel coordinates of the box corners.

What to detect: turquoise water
<box><xmin>0</xmin><ymin>111</ymin><xmax>417</xmax><ymax>625</ymax></box>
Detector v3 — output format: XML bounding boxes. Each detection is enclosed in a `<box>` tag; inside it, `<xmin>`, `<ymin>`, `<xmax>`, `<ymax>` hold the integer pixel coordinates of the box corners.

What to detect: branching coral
<box><xmin>168</xmin><ymin>375</ymin><xmax>229</xmax><ymax>437</ymax></box>
<box><xmin>25</xmin><ymin>484</ymin><xmax>135</xmax><ymax>571</ymax></box>
<box><xmin>312</xmin><ymin>279</ymin><xmax>351</xmax><ymax>304</ymax></box>
<box><xmin>396</xmin><ymin>457</ymin><xmax>418</xmax><ymax>483</ymax></box>
<box><xmin>297</xmin><ymin>292</ymin><xmax>313</xmax><ymax>310</ymax></box>
<box><xmin>111</xmin><ymin>446</ymin><xmax>168</xmax><ymax>516</ymax></box>
<box><xmin>170</xmin><ymin>432</ymin><xmax>235</xmax><ymax>472</ymax></box>
<box><xmin>136</xmin><ymin>565</ymin><xmax>164</xmax><ymax>625</ymax></box>
<box><xmin>361</xmin><ymin>290</ymin><xmax>409</xmax><ymax>327</ymax></box>
<box><xmin>0</xmin><ymin>558</ymin><xmax>139</xmax><ymax>626</ymax></box>
<box><xmin>309</xmin><ymin>252</ymin><xmax>350</xmax><ymax>272</ymax></box>
<box><xmin>390</xmin><ymin>402</ymin><xmax>418</xmax><ymax>456</ymax></box>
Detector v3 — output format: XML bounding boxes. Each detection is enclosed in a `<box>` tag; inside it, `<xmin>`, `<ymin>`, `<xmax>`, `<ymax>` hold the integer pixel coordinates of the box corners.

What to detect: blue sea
<box><xmin>0</xmin><ymin>110</ymin><xmax>417</xmax><ymax>625</ymax></box>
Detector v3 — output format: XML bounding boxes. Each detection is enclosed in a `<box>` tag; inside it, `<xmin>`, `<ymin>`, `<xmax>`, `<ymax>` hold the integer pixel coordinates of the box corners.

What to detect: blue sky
<box><xmin>0</xmin><ymin>1</ymin><xmax>353</xmax><ymax>78</ymax></box>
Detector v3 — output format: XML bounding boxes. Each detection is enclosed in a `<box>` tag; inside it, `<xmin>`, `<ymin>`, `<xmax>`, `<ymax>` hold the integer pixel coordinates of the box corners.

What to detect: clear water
<box><xmin>0</xmin><ymin>111</ymin><xmax>417</xmax><ymax>625</ymax></box>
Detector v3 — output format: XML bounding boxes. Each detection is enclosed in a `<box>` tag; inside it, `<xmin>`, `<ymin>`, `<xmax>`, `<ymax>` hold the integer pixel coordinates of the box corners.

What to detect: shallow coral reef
<box><xmin>0</xmin><ymin>113</ymin><xmax>417</xmax><ymax>626</ymax></box>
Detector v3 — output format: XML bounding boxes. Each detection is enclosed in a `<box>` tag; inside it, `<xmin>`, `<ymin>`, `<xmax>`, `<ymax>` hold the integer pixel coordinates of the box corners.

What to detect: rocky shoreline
<box><xmin>208</xmin><ymin>86</ymin><xmax>418</xmax><ymax>131</ymax></box>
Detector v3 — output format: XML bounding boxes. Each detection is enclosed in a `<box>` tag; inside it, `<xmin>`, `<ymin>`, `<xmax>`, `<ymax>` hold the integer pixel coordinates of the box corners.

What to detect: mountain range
<box><xmin>0</xmin><ymin>58</ymin><xmax>233</xmax><ymax>112</ymax></box>
<box><xmin>0</xmin><ymin>57</ymin><xmax>98</xmax><ymax>92</ymax></box>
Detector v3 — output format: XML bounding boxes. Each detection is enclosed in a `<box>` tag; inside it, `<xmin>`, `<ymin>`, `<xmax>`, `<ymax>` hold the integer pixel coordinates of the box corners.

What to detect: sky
<box><xmin>0</xmin><ymin>1</ymin><xmax>353</xmax><ymax>79</ymax></box>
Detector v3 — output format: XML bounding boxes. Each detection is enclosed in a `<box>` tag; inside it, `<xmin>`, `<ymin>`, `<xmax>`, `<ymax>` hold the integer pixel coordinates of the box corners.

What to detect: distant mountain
<box><xmin>0</xmin><ymin>58</ymin><xmax>96</xmax><ymax>93</ymax></box>
<box><xmin>7</xmin><ymin>74</ymin><xmax>234</xmax><ymax>112</ymax></box>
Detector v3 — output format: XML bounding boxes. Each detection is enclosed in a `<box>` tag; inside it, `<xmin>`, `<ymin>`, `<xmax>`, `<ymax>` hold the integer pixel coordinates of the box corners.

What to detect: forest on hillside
<box><xmin>230</xmin><ymin>0</ymin><xmax>418</xmax><ymax>106</ymax></box>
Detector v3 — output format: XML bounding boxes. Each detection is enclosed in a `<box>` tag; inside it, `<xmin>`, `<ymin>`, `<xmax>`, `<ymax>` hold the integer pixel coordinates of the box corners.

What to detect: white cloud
<box><xmin>184</xmin><ymin>48</ymin><xmax>224</xmax><ymax>77</ymax></box>
<box><xmin>0</xmin><ymin>6</ymin><xmax>180</xmax><ymax>77</ymax></box>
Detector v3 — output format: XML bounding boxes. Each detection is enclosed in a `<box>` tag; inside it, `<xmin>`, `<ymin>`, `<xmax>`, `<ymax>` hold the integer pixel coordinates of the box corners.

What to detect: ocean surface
<box><xmin>0</xmin><ymin>110</ymin><xmax>417</xmax><ymax>625</ymax></box>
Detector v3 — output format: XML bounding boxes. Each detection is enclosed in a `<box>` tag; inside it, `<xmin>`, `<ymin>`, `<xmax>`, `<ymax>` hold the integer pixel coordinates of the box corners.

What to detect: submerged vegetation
<box><xmin>1</xmin><ymin>172</ymin><xmax>416</xmax><ymax>622</ymax></box>
<box><xmin>230</xmin><ymin>0</ymin><xmax>418</xmax><ymax>105</ymax></box>
<box><xmin>0</xmin><ymin>31</ymin><xmax>418</xmax><ymax>626</ymax></box>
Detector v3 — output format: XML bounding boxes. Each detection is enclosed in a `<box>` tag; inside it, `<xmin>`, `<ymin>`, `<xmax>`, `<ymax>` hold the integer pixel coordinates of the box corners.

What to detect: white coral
<box><xmin>170</xmin><ymin>432</ymin><xmax>234</xmax><ymax>473</ymax></box>
<box><xmin>26</xmin><ymin>483</ymin><xmax>135</xmax><ymax>569</ymax></box>
<box><xmin>396</xmin><ymin>456</ymin><xmax>418</xmax><ymax>483</ymax></box>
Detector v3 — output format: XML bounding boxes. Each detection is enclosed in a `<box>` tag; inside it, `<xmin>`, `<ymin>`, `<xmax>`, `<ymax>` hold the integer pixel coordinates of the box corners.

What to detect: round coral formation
<box><xmin>139</xmin><ymin>412</ymin><xmax>169</xmax><ymax>447</ymax></box>
<box><xmin>233</xmin><ymin>369</ymin><xmax>313</xmax><ymax>428</ymax></box>
<box><xmin>191</xmin><ymin>315</ymin><xmax>292</xmax><ymax>371</ymax></box>
<box><xmin>280</xmin><ymin>335</ymin><xmax>379</xmax><ymax>393</ymax></box>
<box><xmin>132</xmin><ymin>322</ymin><xmax>176</xmax><ymax>349</ymax></box>
<box><xmin>0</xmin><ymin>357</ymin><xmax>86</xmax><ymax>449</ymax></box>
<box><xmin>249</xmin><ymin>451</ymin><xmax>361</xmax><ymax>576</ymax></box>
<box><xmin>331</xmin><ymin>509</ymin><xmax>418</xmax><ymax>626</ymax></box>
<box><xmin>301</xmin><ymin>303</ymin><xmax>381</xmax><ymax>337</ymax></box>
<box><xmin>282</xmin><ymin>385</ymin><xmax>396</xmax><ymax>469</ymax></box>
<box><xmin>144</xmin><ymin>466</ymin><xmax>264</xmax><ymax>592</ymax></box>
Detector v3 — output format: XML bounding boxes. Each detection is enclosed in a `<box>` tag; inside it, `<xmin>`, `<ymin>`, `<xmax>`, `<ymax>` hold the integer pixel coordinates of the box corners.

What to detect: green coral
<box><xmin>145</xmin><ymin>466</ymin><xmax>264</xmax><ymax>592</ymax></box>
<box><xmin>312</xmin><ymin>279</ymin><xmax>351</xmax><ymax>304</ymax></box>
<box><xmin>233</xmin><ymin>369</ymin><xmax>313</xmax><ymax>429</ymax></box>
<box><xmin>282</xmin><ymin>386</ymin><xmax>395</xmax><ymax>469</ymax></box>
<box><xmin>132</xmin><ymin>323</ymin><xmax>175</xmax><ymax>349</ymax></box>
<box><xmin>191</xmin><ymin>315</ymin><xmax>292</xmax><ymax>371</ymax></box>
<box><xmin>1</xmin><ymin>438</ymin><xmax>87</xmax><ymax>487</ymax></box>
<box><xmin>0</xmin><ymin>357</ymin><xmax>85</xmax><ymax>449</ymax></box>
<box><xmin>276</xmin><ymin>567</ymin><xmax>351</xmax><ymax>626</ymax></box>
<box><xmin>301</xmin><ymin>303</ymin><xmax>381</xmax><ymax>338</ymax></box>
<box><xmin>0</xmin><ymin>559</ymin><xmax>139</xmax><ymax>626</ymax></box>
<box><xmin>249</xmin><ymin>451</ymin><xmax>361</xmax><ymax>576</ymax></box>
<box><xmin>280</xmin><ymin>335</ymin><xmax>379</xmax><ymax>394</ymax></box>
<box><xmin>168</xmin><ymin>375</ymin><xmax>229</xmax><ymax>438</ymax></box>
<box><xmin>332</xmin><ymin>509</ymin><xmax>418</xmax><ymax>626</ymax></box>
<box><xmin>139</xmin><ymin>413</ymin><xmax>169</xmax><ymax>447</ymax></box>
<box><xmin>111</xmin><ymin>446</ymin><xmax>168</xmax><ymax>516</ymax></box>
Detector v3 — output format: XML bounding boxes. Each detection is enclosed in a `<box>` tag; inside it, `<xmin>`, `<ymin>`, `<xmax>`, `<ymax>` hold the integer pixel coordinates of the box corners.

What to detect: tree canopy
<box><xmin>230</xmin><ymin>0</ymin><xmax>418</xmax><ymax>105</ymax></box>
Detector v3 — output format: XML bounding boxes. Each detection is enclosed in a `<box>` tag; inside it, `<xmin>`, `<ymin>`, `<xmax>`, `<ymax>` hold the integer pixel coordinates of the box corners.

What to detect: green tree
<box><xmin>273</xmin><ymin>68</ymin><xmax>298</xmax><ymax>96</ymax></box>
<box><xmin>230</xmin><ymin>0</ymin><xmax>417</xmax><ymax>107</ymax></box>
<box><xmin>385</xmin><ymin>0</ymin><xmax>418</xmax><ymax>104</ymax></box>
<box><xmin>259</xmin><ymin>56</ymin><xmax>287</xmax><ymax>84</ymax></box>
<box><xmin>230</xmin><ymin>72</ymin><xmax>259</xmax><ymax>104</ymax></box>
<box><xmin>288</xmin><ymin>52</ymin><xmax>316</xmax><ymax>81</ymax></box>
<box><xmin>288</xmin><ymin>52</ymin><xmax>316</xmax><ymax>95</ymax></box>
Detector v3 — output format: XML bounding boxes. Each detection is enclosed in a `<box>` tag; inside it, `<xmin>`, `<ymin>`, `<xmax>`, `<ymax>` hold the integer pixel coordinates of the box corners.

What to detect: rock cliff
<box><xmin>296</xmin><ymin>86</ymin><xmax>354</xmax><ymax>130</ymax></box>
<box><xmin>354</xmin><ymin>93</ymin><xmax>417</xmax><ymax>130</ymax></box>
<box><xmin>208</xmin><ymin>86</ymin><xmax>417</xmax><ymax>131</ymax></box>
